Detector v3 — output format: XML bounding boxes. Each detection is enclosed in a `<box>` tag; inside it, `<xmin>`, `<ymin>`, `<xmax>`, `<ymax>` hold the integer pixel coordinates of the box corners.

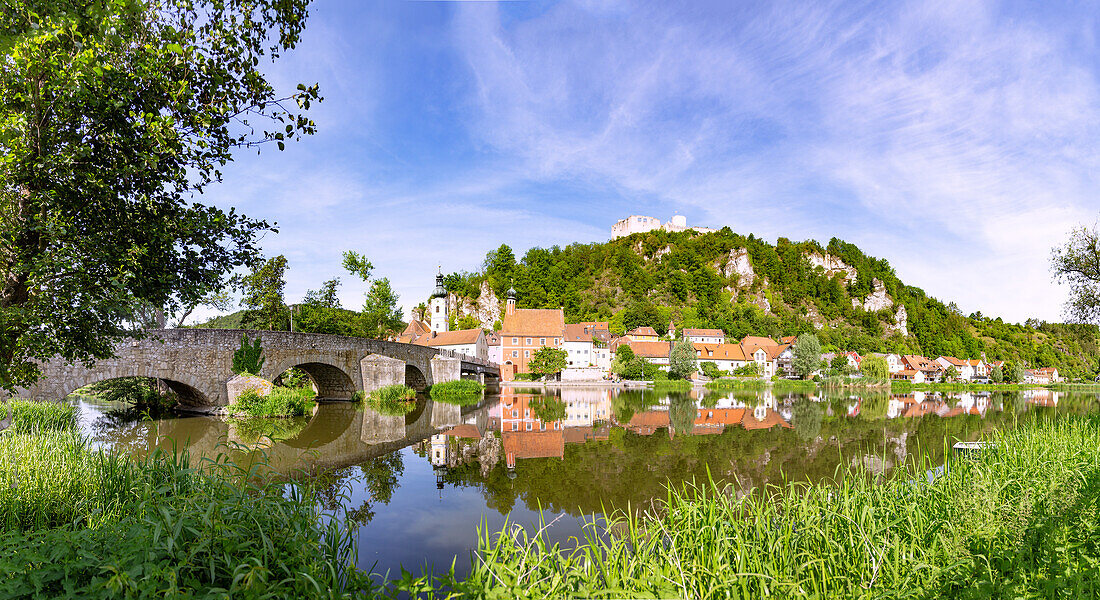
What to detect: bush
<box><xmin>430</xmin><ymin>379</ymin><xmax>485</xmax><ymax>405</ymax></box>
<box><xmin>699</xmin><ymin>361</ymin><xmax>725</xmax><ymax>379</ymax></box>
<box><xmin>227</xmin><ymin>386</ymin><xmax>316</xmax><ymax>418</ymax></box>
<box><xmin>81</xmin><ymin>377</ymin><xmax>178</xmax><ymax>411</ymax></box>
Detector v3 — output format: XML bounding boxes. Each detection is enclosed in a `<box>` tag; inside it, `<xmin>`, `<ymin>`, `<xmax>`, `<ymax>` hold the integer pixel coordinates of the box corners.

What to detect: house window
<box><xmin>512</xmin><ymin>337</ymin><xmax>518</xmax><ymax>344</ymax></box>
<box><xmin>540</xmin><ymin>338</ymin><xmax>546</xmax><ymax>346</ymax></box>
<box><xmin>511</xmin><ymin>423</ymin><xmax>518</xmax><ymax>431</ymax></box>
<box><xmin>524</xmin><ymin>350</ymin><xmax>530</xmax><ymax>358</ymax></box>
<box><xmin>525</xmin><ymin>409</ymin><xmax>530</xmax><ymax>417</ymax></box>
<box><xmin>512</xmin><ymin>350</ymin><xmax>518</xmax><ymax>358</ymax></box>
<box><xmin>526</xmin><ymin>422</ymin><xmax>533</xmax><ymax>431</ymax></box>
<box><xmin>435</xmin><ymin>305</ymin><xmax>439</xmax><ymax>313</ymax></box>
<box><xmin>512</xmin><ymin>410</ymin><xmax>518</xmax><ymax>418</ymax></box>
<box><xmin>526</xmin><ymin>338</ymin><xmax>532</xmax><ymax>345</ymax></box>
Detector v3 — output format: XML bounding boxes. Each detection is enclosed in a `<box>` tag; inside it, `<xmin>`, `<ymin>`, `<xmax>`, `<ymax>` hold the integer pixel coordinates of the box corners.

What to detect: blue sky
<box><xmin>197</xmin><ymin>0</ymin><xmax>1100</xmax><ymax>325</ymax></box>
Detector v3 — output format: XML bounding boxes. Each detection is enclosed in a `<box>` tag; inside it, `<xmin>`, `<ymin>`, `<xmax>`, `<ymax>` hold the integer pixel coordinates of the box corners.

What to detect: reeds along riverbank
<box><xmin>426</xmin><ymin>414</ymin><xmax>1100</xmax><ymax>599</ymax></box>
<box><xmin>0</xmin><ymin>399</ymin><xmax>376</xmax><ymax>599</ymax></box>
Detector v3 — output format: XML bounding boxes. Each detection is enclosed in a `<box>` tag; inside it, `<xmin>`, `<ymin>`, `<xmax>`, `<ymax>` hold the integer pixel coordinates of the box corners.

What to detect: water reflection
<box><xmin>79</xmin><ymin>386</ymin><xmax>1098</xmax><ymax>579</ymax></box>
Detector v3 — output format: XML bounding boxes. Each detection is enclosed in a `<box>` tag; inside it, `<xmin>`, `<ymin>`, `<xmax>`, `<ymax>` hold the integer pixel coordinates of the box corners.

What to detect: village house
<box><xmin>500</xmin><ymin>288</ymin><xmax>565</xmax><ymax>379</ymax></box>
<box><xmin>626</xmin><ymin>340</ymin><xmax>673</xmax><ymax>370</ymax></box>
<box><xmin>397</xmin><ymin>319</ymin><xmax>431</xmax><ymax>345</ymax></box>
<box><xmin>902</xmin><ymin>355</ymin><xmax>943</xmax><ymax>381</ymax></box>
<box><xmin>486</xmin><ymin>331</ymin><xmax>502</xmax><ymax>364</ymax></box>
<box><xmin>682</xmin><ymin>328</ymin><xmax>725</xmax><ymax>345</ymax></box>
<box><xmin>563</xmin><ymin>322</ymin><xmax>612</xmax><ymax>369</ymax></box>
<box><xmin>623</xmin><ymin>326</ymin><xmax>660</xmax><ymax>342</ymax></box>
<box><xmin>1024</xmin><ymin>367</ymin><xmax>1060</xmax><ymax>384</ymax></box>
<box><xmin>935</xmin><ymin>356</ymin><xmax>974</xmax><ymax>380</ymax></box>
<box><xmin>740</xmin><ymin>336</ymin><xmax>783</xmax><ymax>377</ymax></box>
<box><xmin>418</xmin><ymin>328</ymin><xmax>488</xmax><ymax>361</ymax></box>
<box><xmin>693</xmin><ymin>343</ymin><xmax>750</xmax><ymax>372</ymax></box>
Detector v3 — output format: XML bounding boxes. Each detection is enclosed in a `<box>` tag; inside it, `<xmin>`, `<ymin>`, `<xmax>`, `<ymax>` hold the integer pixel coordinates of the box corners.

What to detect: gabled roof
<box><xmin>441</xmin><ymin>424</ymin><xmax>482</xmax><ymax>439</ymax></box>
<box><xmin>937</xmin><ymin>356</ymin><xmax>968</xmax><ymax>367</ymax></box>
<box><xmin>741</xmin><ymin>409</ymin><xmax>792</xmax><ymax>430</ymax></box>
<box><xmin>779</xmin><ymin>336</ymin><xmax>798</xmax><ymax>344</ymax></box>
<box><xmin>626</xmin><ymin>326</ymin><xmax>659</xmax><ymax>337</ymax></box>
<box><xmin>422</xmin><ymin>328</ymin><xmax>483</xmax><ymax>347</ymax></box>
<box><xmin>564</xmin><ymin>323</ymin><xmax>594</xmax><ymax>342</ymax></box>
<box><xmin>740</xmin><ymin>336</ymin><xmax>778</xmax><ymax>355</ymax></box>
<box><xmin>501</xmin><ymin>308</ymin><xmax>565</xmax><ymax>337</ymax></box>
<box><xmin>502</xmin><ymin>430</ymin><xmax>564</xmax><ymax>459</ymax></box>
<box><xmin>693</xmin><ymin>343</ymin><xmax>748</xmax><ymax>361</ymax></box>
<box><xmin>683</xmin><ymin>328</ymin><xmax>724</xmax><ymax>337</ymax></box>
<box><xmin>627</xmin><ymin>410</ymin><xmax>670</xmax><ymax>434</ymax></box>
<box><xmin>402</xmin><ymin>319</ymin><xmax>430</xmax><ymax>337</ymax></box>
<box><xmin>903</xmin><ymin>355</ymin><xmax>939</xmax><ymax>372</ymax></box>
<box><xmin>628</xmin><ymin>340</ymin><xmax>671</xmax><ymax>359</ymax></box>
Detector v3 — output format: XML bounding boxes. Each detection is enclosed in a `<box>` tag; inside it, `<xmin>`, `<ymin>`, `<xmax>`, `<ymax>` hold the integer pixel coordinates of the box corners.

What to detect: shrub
<box><xmin>227</xmin><ymin>386</ymin><xmax>316</xmax><ymax>418</ymax></box>
<box><xmin>81</xmin><ymin>377</ymin><xmax>178</xmax><ymax>411</ymax></box>
<box><xmin>430</xmin><ymin>379</ymin><xmax>485</xmax><ymax>405</ymax></box>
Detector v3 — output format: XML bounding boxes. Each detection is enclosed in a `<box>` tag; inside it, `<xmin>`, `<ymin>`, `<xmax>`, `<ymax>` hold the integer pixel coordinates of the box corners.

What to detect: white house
<box><xmin>682</xmin><ymin>328</ymin><xmax>725</xmax><ymax>345</ymax></box>
<box><xmin>486</xmin><ymin>331</ymin><xmax>502</xmax><ymax>365</ymax></box>
<box><xmin>694</xmin><ymin>343</ymin><xmax>750</xmax><ymax>372</ymax></box>
<box><xmin>935</xmin><ymin>356</ymin><xmax>974</xmax><ymax>380</ymax></box>
<box><xmin>421</xmin><ymin>328</ymin><xmax>488</xmax><ymax>361</ymax></box>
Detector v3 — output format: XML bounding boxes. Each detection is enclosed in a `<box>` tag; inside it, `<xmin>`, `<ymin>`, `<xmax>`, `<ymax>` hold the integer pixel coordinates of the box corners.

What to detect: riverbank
<box><xmin>440</xmin><ymin>413</ymin><xmax>1100</xmax><ymax>598</ymax></box>
<box><xmin>0</xmin><ymin>399</ymin><xmax>372</xmax><ymax>598</ymax></box>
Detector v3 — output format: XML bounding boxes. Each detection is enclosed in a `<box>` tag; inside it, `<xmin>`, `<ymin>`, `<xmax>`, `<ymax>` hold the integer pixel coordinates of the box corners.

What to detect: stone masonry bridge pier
<box><xmin>11</xmin><ymin>329</ymin><xmax>499</xmax><ymax>410</ymax></box>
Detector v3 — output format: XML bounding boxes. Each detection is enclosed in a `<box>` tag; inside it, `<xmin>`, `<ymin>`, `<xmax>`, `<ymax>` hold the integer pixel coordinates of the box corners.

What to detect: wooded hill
<box><xmin>441</xmin><ymin>228</ymin><xmax>1100</xmax><ymax>380</ymax></box>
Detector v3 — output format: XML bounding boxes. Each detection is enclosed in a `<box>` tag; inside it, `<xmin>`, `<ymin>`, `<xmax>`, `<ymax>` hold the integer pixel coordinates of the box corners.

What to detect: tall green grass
<box><xmin>4</xmin><ymin>399</ymin><xmax>77</xmax><ymax>433</ymax></box>
<box><xmin>438</xmin><ymin>415</ymin><xmax>1100</xmax><ymax>599</ymax></box>
<box><xmin>228</xmin><ymin>385</ymin><xmax>316</xmax><ymax>418</ymax></box>
<box><xmin>650</xmin><ymin>379</ymin><xmax>692</xmax><ymax>391</ymax></box>
<box><xmin>357</xmin><ymin>384</ymin><xmax>417</xmax><ymax>416</ymax></box>
<box><xmin>0</xmin><ymin>400</ymin><xmax>376</xmax><ymax>598</ymax></box>
<box><xmin>430</xmin><ymin>379</ymin><xmax>485</xmax><ymax>405</ymax></box>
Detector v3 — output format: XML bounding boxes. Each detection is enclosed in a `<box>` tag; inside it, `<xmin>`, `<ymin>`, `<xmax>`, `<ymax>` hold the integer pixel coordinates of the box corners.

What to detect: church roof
<box><xmin>501</xmin><ymin>308</ymin><xmax>565</xmax><ymax>337</ymax></box>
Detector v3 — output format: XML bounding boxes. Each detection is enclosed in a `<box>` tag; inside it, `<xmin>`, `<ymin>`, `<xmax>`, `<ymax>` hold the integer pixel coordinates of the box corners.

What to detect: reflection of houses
<box><xmin>503</xmin><ymin>430</ymin><xmax>564</xmax><ymax>468</ymax></box>
<box><xmin>1023</xmin><ymin>388</ymin><xmax>1060</xmax><ymax>406</ymax></box>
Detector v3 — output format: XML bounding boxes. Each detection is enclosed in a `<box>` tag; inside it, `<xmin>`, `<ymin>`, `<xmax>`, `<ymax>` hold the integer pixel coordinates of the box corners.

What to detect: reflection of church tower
<box><xmin>430</xmin><ymin>269</ymin><xmax>448</xmax><ymax>334</ymax></box>
<box><xmin>430</xmin><ymin>433</ymin><xmax>450</xmax><ymax>491</ymax></box>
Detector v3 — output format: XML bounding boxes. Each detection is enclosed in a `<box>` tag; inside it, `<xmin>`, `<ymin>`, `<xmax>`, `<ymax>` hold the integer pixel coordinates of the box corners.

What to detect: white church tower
<box><xmin>430</xmin><ymin>269</ymin><xmax>448</xmax><ymax>333</ymax></box>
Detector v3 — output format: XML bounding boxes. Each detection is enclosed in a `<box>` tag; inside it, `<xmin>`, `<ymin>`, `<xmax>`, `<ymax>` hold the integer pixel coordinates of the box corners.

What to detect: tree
<box><xmin>792</xmin><ymin>334</ymin><xmax>822</xmax><ymax>379</ymax></box>
<box><xmin>455</xmin><ymin>315</ymin><xmax>481</xmax><ymax>330</ymax></box>
<box><xmin>668</xmin><ymin>338</ymin><xmax>697</xmax><ymax>380</ymax></box>
<box><xmin>991</xmin><ymin>365</ymin><xmax>1004</xmax><ymax>383</ymax></box>
<box><xmin>860</xmin><ymin>355</ymin><xmax>889</xmax><ymax>380</ymax></box>
<box><xmin>483</xmin><ymin>244</ymin><xmax>516</xmax><ymax>299</ymax></box>
<box><xmin>361</xmin><ymin>278</ymin><xmax>404</xmax><ymax>338</ymax></box>
<box><xmin>699</xmin><ymin>361</ymin><xmax>723</xmax><ymax>379</ymax></box>
<box><xmin>792</xmin><ymin>399</ymin><xmax>824</xmax><ymax>442</ymax></box>
<box><xmin>342</xmin><ymin>251</ymin><xmax>374</xmax><ymax>282</ymax></box>
<box><xmin>944</xmin><ymin>365</ymin><xmax>960</xmax><ymax>382</ymax></box>
<box><xmin>1052</xmin><ymin>221</ymin><xmax>1100</xmax><ymax>323</ymax></box>
<box><xmin>530</xmin><ymin>396</ymin><xmax>566</xmax><ymax>423</ymax></box>
<box><xmin>296</xmin><ymin>279</ymin><xmax>359</xmax><ymax>336</ymax></box>
<box><xmin>240</xmin><ymin>256</ymin><xmax>289</xmax><ymax>330</ymax></box>
<box><xmin>528</xmin><ymin>347</ymin><xmax>568</xmax><ymax>376</ymax></box>
<box><xmin>0</xmin><ymin>0</ymin><xmax>320</xmax><ymax>390</ymax></box>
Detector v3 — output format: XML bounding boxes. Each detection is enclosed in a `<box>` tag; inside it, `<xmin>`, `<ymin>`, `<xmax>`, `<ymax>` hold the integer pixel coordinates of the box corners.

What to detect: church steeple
<box><xmin>430</xmin><ymin>267</ymin><xmax>448</xmax><ymax>333</ymax></box>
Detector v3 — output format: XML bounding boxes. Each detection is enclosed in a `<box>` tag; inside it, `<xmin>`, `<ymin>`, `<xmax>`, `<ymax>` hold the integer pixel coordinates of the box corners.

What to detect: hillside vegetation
<box><xmin>443</xmin><ymin>229</ymin><xmax>1100</xmax><ymax>379</ymax></box>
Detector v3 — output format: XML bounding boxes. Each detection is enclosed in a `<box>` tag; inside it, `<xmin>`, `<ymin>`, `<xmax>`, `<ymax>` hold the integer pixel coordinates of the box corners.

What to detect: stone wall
<box><xmin>10</xmin><ymin>328</ymin><xmax>497</xmax><ymax>409</ymax></box>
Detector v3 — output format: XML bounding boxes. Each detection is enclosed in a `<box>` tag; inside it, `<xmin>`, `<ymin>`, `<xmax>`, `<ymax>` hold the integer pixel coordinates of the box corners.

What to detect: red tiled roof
<box><xmin>564</xmin><ymin>323</ymin><xmax>594</xmax><ymax>342</ymax></box>
<box><xmin>628</xmin><ymin>340</ymin><xmax>671</xmax><ymax>359</ymax></box>
<box><xmin>693</xmin><ymin>343</ymin><xmax>748</xmax><ymax>361</ymax></box>
<box><xmin>502</xmin><ymin>308</ymin><xmax>565</xmax><ymax>337</ymax></box>
<box><xmin>441</xmin><ymin>424</ymin><xmax>482</xmax><ymax>439</ymax></box>
<box><xmin>627</xmin><ymin>411</ymin><xmax>670</xmax><ymax>434</ymax></box>
<box><xmin>741</xmin><ymin>409</ymin><xmax>792</xmax><ymax>430</ymax></box>
<box><xmin>683</xmin><ymin>328</ymin><xmax>724</xmax><ymax>337</ymax></box>
<box><xmin>627</xmin><ymin>326</ymin><xmax>659</xmax><ymax>337</ymax></box>
<box><xmin>740</xmin><ymin>336</ymin><xmax>778</xmax><ymax>355</ymax></box>
<box><xmin>422</xmin><ymin>328</ymin><xmax>483</xmax><ymax>347</ymax></box>
<box><xmin>502</xmin><ymin>430</ymin><xmax>564</xmax><ymax>459</ymax></box>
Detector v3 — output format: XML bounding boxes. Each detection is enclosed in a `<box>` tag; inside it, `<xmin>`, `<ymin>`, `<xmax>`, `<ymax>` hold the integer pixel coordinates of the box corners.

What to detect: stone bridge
<box><xmin>12</xmin><ymin>329</ymin><xmax>498</xmax><ymax>409</ymax></box>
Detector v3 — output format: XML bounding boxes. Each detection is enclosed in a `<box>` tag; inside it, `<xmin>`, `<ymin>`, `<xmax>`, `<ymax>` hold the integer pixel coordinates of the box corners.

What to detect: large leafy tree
<box><xmin>239</xmin><ymin>255</ymin><xmax>289</xmax><ymax>330</ymax></box>
<box><xmin>361</xmin><ymin>278</ymin><xmax>403</xmax><ymax>338</ymax></box>
<box><xmin>792</xmin><ymin>334</ymin><xmax>822</xmax><ymax>379</ymax></box>
<box><xmin>668</xmin><ymin>338</ymin><xmax>697</xmax><ymax>380</ymax></box>
<box><xmin>528</xmin><ymin>347</ymin><xmax>567</xmax><ymax>376</ymax></box>
<box><xmin>1052</xmin><ymin>221</ymin><xmax>1100</xmax><ymax>324</ymax></box>
<box><xmin>0</xmin><ymin>0</ymin><xmax>320</xmax><ymax>390</ymax></box>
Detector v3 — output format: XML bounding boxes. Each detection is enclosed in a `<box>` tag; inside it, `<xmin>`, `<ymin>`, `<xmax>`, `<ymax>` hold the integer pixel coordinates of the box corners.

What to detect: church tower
<box><xmin>430</xmin><ymin>269</ymin><xmax>448</xmax><ymax>333</ymax></box>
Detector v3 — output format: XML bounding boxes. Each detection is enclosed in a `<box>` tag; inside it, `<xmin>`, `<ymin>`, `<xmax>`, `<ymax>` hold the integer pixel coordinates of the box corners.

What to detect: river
<box><xmin>76</xmin><ymin>385</ymin><xmax>1099</xmax><ymax>579</ymax></box>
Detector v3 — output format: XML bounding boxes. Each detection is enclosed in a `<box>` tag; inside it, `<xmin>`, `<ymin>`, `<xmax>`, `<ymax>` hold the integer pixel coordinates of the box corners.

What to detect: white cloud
<box><xmin>449</xmin><ymin>0</ymin><xmax>1100</xmax><ymax>322</ymax></box>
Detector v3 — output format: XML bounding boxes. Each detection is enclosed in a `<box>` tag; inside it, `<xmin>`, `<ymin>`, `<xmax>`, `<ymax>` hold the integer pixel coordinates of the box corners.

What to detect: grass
<box><xmin>0</xmin><ymin>400</ymin><xmax>376</xmax><ymax>598</ymax></box>
<box><xmin>649</xmin><ymin>379</ymin><xmax>692</xmax><ymax>391</ymax></box>
<box><xmin>430</xmin><ymin>379</ymin><xmax>486</xmax><ymax>405</ymax></box>
<box><xmin>427</xmin><ymin>414</ymin><xmax>1100</xmax><ymax>599</ymax></box>
<box><xmin>4</xmin><ymin>399</ymin><xmax>77</xmax><ymax>433</ymax></box>
<box><xmin>227</xmin><ymin>385</ymin><xmax>316</xmax><ymax>418</ymax></box>
<box><xmin>357</xmin><ymin>384</ymin><xmax>417</xmax><ymax>416</ymax></box>
<box><xmin>706</xmin><ymin>378</ymin><xmax>817</xmax><ymax>391</ymax></box>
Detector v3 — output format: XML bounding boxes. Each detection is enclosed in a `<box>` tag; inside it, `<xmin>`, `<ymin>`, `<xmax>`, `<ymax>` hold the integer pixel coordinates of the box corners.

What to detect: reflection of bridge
<box><xmin>13</xmin><ymin>329</ymin><xmax>498</xmax><ymax>408</ymax></box>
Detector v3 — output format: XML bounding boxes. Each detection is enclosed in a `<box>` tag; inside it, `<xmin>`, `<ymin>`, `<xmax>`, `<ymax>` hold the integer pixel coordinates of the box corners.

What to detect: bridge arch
<box><xmin>405</xmin><ymin>364</ymin><xmax>428</xmax><ymax>391</ymax></box>
<box><xmin>65</xmin><ymin>373</ymin><xmax>212</xmax><ymax>409</ymax></box>
<box><xmin>267</xmin><ymin>357</ymin><xmax>357</xmax><ymax>400</ymax></box>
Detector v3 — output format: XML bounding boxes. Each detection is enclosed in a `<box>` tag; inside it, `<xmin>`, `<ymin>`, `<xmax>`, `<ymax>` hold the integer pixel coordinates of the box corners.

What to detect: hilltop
<box><xmin>438</xmin><ymin>228</ymin><xmax>1100</xmax><ymax>379</ymax></box>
